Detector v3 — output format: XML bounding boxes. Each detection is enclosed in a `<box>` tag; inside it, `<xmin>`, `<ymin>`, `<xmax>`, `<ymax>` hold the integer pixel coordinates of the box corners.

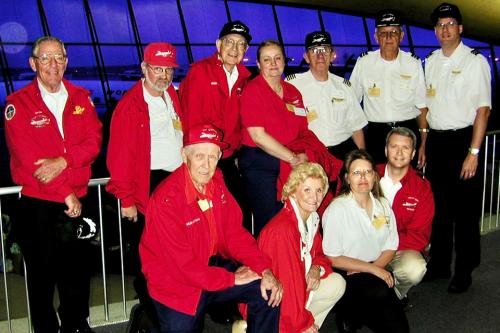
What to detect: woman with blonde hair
<box><xmin>258</xmin><ymin>162</ymin><xmax>346</xmax><ymax>333</ymax></box>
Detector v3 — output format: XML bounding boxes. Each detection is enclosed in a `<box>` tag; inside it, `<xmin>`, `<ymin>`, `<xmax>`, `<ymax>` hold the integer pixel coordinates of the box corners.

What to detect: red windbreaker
<box><xmin>139</xmin><ymin>164</ymin><xmax>271</xmax><ymax>315</ymax></box>
<box><xmin>106</xmin><ymin>81</ymin><xmax>181</xmax><ymax>214</ymax></box>
<box><xmin>179</xmin><ymin>52</ymin><xmax>250</xmax><ymax>158</ymax></box>
<box><xmin>258</xmin><ymin>200</ymin><xmax>333</xmax><ymax>333</ymax></box>
<box><xmin>4</xmin><ymin>79</ymin><xmax>102</xmax><ymax>202</ymax></box>
<box><xmin>377</xmin><ymin>165</ymin><xmax>434</xmax><ymax>251</ymax></box>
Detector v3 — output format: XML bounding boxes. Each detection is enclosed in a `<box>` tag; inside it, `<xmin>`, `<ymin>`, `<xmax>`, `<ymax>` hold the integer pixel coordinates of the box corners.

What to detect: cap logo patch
<box><xmin>200</xmin><ymin>132</ymin><xmax>217</xmax><ymax>139</ymax></box>
<box><xmin>312</xmin><ymin>36</ymin><xmax>326</xmax><ymax>43</ymax></box>
<box><xmin>381</xmin><ymin>15</ymin><xmax>395</xmax><ymax>22</ymax></box>
<box><xmin>4</xmin><ymin>104</ymin><xmax>15</xmax><ymax>121</ymax></box>
<box><xmin>232</xmin><ymin>25</ymin><xmax>246</xmax><ymax>32</ymax></box>
<box><xmin>155</xmin><ymin>50</ymin><xmax>173</xmax><ymax>57</ymax></box>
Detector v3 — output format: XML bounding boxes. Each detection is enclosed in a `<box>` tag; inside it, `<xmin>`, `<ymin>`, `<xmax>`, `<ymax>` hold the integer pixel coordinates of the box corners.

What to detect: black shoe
<box><xmin>336</xmin><ymin>313</ymin><xmax>357</xmax><ymax>333</ymax></box>
<box><xmin>126</xmin><ymin>304</ymin><xmax>152</xmax><ymax>333</ymax></box>
<box><xmin>448</xmin><ymin>274</ymin><xmax>472</xmax><ymax>294</ymax></box>
<box><xmin>60</xmin><ymin>323</ymin><xmax>96</xmax><ymax>333</ymax></box>
<box><xmin>400</xmin><ymin>296</ymin><xmax>414</xmax><ymax>312</ymax></box>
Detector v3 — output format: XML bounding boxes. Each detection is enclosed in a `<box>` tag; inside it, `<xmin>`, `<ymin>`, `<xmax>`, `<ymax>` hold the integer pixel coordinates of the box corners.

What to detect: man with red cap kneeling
<box><xmin>140</xmin><ymin>124</ymin><xmax>282</xmax><ymax>333</ymax></box>
<box><xmin>106</xmin><ymin>42</ymin><xmax>183</xmax><ymax>331</ymax></box>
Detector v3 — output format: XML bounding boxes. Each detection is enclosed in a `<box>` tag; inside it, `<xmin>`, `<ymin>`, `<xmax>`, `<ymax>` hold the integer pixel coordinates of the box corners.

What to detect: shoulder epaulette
<box><xmin>343</xmin><ymin>78</ymin><xmax>351</xmax><ymax>87</ymax></box>
<box><xmin>359</xmin><ymin>51</ymin><xmax>368</xmax><ymax>58</ymax></box>
<box><xmin>426</xmin><ymin>50</ymin><xmax>435</xmax><ymax>59</ymax></box>
<box><xmin>285</xmin><ymin>73</ymin><xmax>296</xmax><ymax>81</ymax></box>
<box><xmin>411</xmin><ymin>53</ymin><xmax>420</xmax><ymax>60</ymax></box>
<box><xmin>471</xmin><ymin>49</ymin><xmax>480</xmax><ymax>56</ymax></box>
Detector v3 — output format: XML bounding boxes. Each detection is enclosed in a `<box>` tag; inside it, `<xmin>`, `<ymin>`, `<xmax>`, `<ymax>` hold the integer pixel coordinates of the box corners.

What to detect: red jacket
<box><xmin>179</xmin><ymin>52</ymin><xmax>250</xmax><ymax>158</ymax></box>
<box><xmin>4</xmin><ymin>79</ymin><xmax>102</xmax><ymax>202</ymax></box>
<box><xmin>139</xmin><ymin>164</ymin><xmax>271</xmax><ymax>315</ymax></box>
<box><xmin>258</xmin><ymin>200</ymin><xmax>333</xmax><ymax>333</ymax></box>
<box><xmin>377</xmin><ymin>165</ymin><xmax>434</xmax><ymax>252</ymax></box>
<box><xmin>240</xmin><ymin>75</ymin><xmax>308</xmax><ymax>147</ymax></box>
<box><xmin>106</xmin><ymin>81</ymin><xmax>182</xmax><ymax>214</ymax></box>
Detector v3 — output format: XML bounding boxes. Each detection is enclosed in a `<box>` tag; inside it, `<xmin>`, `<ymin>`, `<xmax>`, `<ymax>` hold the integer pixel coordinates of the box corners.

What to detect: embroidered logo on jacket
<box><xmin>73</xmin><ymin>105</ymin><xmax>85</xmax><ymax>115</ymax></box>
<box><xmin>30</xmin><ymin>112</ymin><xmax>51</xmax><ymax>128</ymax></box>
<box><xmin>186</xmin><ymin>217</ymin><xmax>201</xmax><ymax>226</ymax></box>
<box><xmin>4</xmin><ymin>104</ymin><xmax>15</xmax><ymax>121</ymax></box>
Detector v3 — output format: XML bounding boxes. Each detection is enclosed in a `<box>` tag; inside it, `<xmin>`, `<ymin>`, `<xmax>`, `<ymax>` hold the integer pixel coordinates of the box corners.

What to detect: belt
<box><xmin>369</xmin><ymin>119</ymin><xmax>416</xmax><ymax>128</ymax></box>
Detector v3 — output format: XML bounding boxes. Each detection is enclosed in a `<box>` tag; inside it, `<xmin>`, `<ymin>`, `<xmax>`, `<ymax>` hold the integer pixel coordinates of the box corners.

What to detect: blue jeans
<box><xmin>153</xmin><ymin>280</ymin><xmax>279</xmax><ymax>333</ymax></box>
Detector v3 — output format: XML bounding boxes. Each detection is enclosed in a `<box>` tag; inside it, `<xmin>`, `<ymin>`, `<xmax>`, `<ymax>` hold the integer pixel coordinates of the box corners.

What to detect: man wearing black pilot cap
<box><xmin>424</xmin><ymin>2</ymin><xmax>492</xmax><ymax>294</ymax></box>
<box><xmin>287</xmin><ymin>31</ymin><xmax>367</xmax><ymax>164</ymax></box>
<box><xmin>350</xmin><ymin>10</ymin><xmax>428</xmax><ymax>167</ymax></box>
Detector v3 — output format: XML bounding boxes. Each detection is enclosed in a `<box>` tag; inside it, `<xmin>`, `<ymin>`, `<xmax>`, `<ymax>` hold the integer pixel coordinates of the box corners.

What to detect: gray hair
<box><xmin>385</xmin><ymin>127</ymin><xmax>417</xmax><ymax>150</ymax></box>
<box><xmin>31</xmin><ymin>36</ymin><xmax>67</xmax><ymax>58</ymax></box>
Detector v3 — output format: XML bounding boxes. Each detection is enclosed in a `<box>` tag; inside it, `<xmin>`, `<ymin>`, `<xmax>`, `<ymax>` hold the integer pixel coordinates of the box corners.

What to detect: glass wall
<box><xmin>0</xmin><ymin>0</ymin><xmax>498</xmax><ymax>112</ymax></box>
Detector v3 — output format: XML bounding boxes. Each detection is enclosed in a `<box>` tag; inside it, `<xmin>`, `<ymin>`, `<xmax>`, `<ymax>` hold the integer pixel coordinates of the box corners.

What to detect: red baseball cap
<box><xmin>144</xmin><ymin>42</ymin><xmax>179</xmax><ymax>67</ymax></box>
<box><xmin>183</xmin><ymin>124</ymin><xmax>230</xmax><ymax>150</ymax></box>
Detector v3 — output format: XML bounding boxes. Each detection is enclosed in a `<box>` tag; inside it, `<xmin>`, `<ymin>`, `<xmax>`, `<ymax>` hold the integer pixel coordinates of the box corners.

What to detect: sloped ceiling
<box><xmin>270</xmin><ymin>0</ymin><xmax>500</xmax><ymax>45</ymax></box>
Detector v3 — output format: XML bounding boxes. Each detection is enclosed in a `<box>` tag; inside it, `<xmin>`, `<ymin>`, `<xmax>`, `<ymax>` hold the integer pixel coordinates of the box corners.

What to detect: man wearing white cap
<box><xmin>106</xmin><ymin>42</ymin><xmax>183</xmax><ymax>330</ymax></box>
<box><xmin>140</xmin><ymin>123</ymin><xmax>282</xmax><ymax>333</ymax></box>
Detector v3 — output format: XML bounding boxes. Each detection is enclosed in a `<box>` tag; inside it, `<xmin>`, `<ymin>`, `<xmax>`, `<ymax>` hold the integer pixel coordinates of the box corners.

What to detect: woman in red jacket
<box><xmin>258</xmin><ymin>162</ymin><xmax>345</xmax><ymax>333</ymax></box>
<box><xmin>239</xmin><ymin>40</ymin><xmax>310</xmax><ymax>237</ymax></box>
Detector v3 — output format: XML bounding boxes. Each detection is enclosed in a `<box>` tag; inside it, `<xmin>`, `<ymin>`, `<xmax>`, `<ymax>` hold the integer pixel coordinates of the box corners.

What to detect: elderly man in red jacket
<box><xmin>377</xmin><ymin>127</ymin><xmax>434</xmax><ymax>304</ymax></box>
<box><xmin>179</xmin><ymin>21</ymin><xmax>252</xmax><ymax>233</ymax></box>
<box><xmin>4</xmin><ymin>36</ymin><xmax>102</xmax><ymax>333</ymax></box>
<box><xmin>140</xmin><ymin>124</ymin><xmax>282</xmax><ymax>333</ymax></box>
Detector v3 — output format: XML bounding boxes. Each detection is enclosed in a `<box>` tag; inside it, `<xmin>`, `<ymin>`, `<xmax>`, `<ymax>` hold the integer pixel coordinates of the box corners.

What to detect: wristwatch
<box><xmin>469</xmin><ymin>147</ymin><xmax>480</xmax><ymax>155</ymax></box>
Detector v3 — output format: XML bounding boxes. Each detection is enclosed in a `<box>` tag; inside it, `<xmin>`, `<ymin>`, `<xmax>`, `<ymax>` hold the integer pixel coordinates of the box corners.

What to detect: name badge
<box><xmin>372</xmin><ymin>214</ymin><xmax>388</xmax><ymax>230</ymax></box>
<box><xmin>286</xmin><ymin>103</ymin><xmax>295</xmax><ymax>112</ymax></box>
<box><xmin>452</xmin><ymin>69</ymin><xmax>461</xmax><ymax>75</ymax></box>
<box><xmin>426</xmin><ymin>86</ymin><xmax>436</xmax><ymax>97</ymax></box>
<box><xmin>400</xmin><ymin>74</ymin><xmax>412</xmax><ymax>80</ymax></box>
<box><xmin>368</xmin><ymin>85</ymin><xmax>380</xmax><ymax>97</ymax></box>
<box><xmin>172</xmin><ymin>118</ymin><xmax>182</xmax><ymax>131</ymax></box>
<box><xmin>294</xmin><ymin>107</ymin><xmax>307</xmax><ymax>117</ymax></box>
<box><xmin>307</xmin><ymin>110</ymin><xmax>318</xmax><ymax>122</ymax></box>
<box><xmin>197</xmin><ymin>199</ymin><xmax>212</xmax><ymax>212</ymax></box>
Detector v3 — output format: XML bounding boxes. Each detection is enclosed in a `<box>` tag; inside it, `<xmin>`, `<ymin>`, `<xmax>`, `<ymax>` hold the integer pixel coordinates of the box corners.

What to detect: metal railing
<box><xmin>1</xmin><ymin>132</ymin><xmax>499</xmax><ymax>331</ymax></box>
<box><xmin>0</xmin><ymin>178</ymin><xmax>132</xmax><ymax>333</ymax></box>
<box><xmin>481</xmin><ymin>130</ymin><xmax>500</xmax><ymax>233</ymax></box>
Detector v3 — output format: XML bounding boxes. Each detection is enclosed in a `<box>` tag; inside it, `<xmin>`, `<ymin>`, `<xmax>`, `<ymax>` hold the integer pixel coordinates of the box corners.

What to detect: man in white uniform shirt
<box><xmin>106</xmin><ymin>42</ymin><xmax>183</xmax><ymax>330</ymax></box>
<box><xmin>350</xmin><ymin>10</ymin><xmax>428</xmax><ymax>166</ymax></box>
<box><xmin>424</xmin><ymin>3</ymin><xmax>491</xmax><ymax>294</ymax></box>
<box><xmin>287</xmin><ymin>31</ymin><xmax>367</xmax><ymax>162</ymax></box>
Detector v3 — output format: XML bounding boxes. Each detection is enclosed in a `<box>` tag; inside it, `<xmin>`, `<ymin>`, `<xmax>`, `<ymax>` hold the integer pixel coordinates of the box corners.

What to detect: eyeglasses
<box><xmin>436</xmin><ymin>21</ymin><xmax>459</xmax><ymax>29</ymax></box>
<box><xmin>222</xmin><ymin>38</ymin><xmax>248</xmax><ymax>50</ymax></box>
<box><xmin>350</xmin><ymin>169</ymin><xmax>374</xmax><ymax>178</ymax></box>
<box><xmin>147</xmin><ymin>64</ymin><xmax>174</xmax><ymax>75</ymax></box>
<box><xmin>33</xmin><ymin>53</ymin><xmax>66</xmax><ymax>65</ymax></box>
<box><xmin>376</xmin><ymin>30</ymin><xmax>401</xmax><ymax>39</ymax></box>
<box><xmin>309</xmin><ymin>46</ymin><xmax>332</xmax><ymax>55</ymax></box>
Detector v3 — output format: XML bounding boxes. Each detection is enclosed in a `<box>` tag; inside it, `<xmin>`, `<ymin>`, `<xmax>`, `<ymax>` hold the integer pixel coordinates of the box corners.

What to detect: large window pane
<box><xmin>89</xmin><ymin>0</ymin><xmax>135</xmax><ymax>43</ymax></box>
<box><xmin>191</xmin><ymin>46</ymin><xmax>216</xmax><ymax>62</ymax></box>
<box><xmin>228</xmin><ymin>2</ymin><xmax>277</xmax><ymax>43</ymax></box>
<box><xmin>409</xmin><ymin>26</ymin><xmax>437</xmax><ymax>46</ymax></box>
<box><xmin>276</xmin><ymin>6</ymin><xmax>320</xmax><ymax>44</ymax></box>
<box><xmin>284</xmin><ymin>46</ymin><xmax>305</xmax><ymax>67</ymax></box>
<box><xmin>461</xmin><ymin>37</ymin><xmax>489</xmax><ymax>47</ymax></box>
<box><xmin>43</xmin><ymin>0</ymin><xmax>91</xmax><ymax>43</ymax></box>
<box><xmin>181</xmin><ymin>0</ymin><xmax>228</xmax><ymax>44</ymax></box>
<box><xmin>322</xmin><ymin>12</ymin><xmax>367</xmax><ymax>45</ymax></box>
<box><xmin>0</xmin><ymin>0</ymin><xmax>43</xmax><ymax>43</ymax></box>
<box><xmin>132</xmin><ymin>0</ymin><xmax>185</xmax><ymax>44</ymax></box>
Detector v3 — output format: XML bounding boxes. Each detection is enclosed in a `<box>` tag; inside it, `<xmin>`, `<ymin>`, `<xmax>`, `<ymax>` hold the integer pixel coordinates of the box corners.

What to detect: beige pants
<box><xmin>388</xmin><ymin>249</ymin><xmax>427</xmax><ymax>299</ymax></box>
<box><xmin>307</xmin><ymin>272</ymin><xmax>346</xmax><ymax>328</ymax></box>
